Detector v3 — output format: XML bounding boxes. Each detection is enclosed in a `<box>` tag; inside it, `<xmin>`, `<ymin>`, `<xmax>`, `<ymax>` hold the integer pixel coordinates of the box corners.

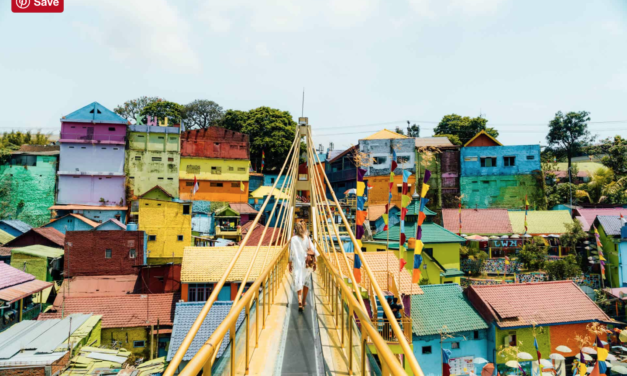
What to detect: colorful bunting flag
<box><xmin>261</xmin><ymin>151</ymin><xmax>265</xmax><ymax>171</ymax></box>
<box><xmin>399</xmin><ymin>258</ymin><xmax>407</xmax><ymax>272</ymax></box>
<box><xmin>458</xmin><ymin>202</ymin><xmax>462</xmax><ymax>236</ymax></box>
<box><xmin>412</xmin><ymin>169</ymin><xmax>431</xmax><ymax>283</ymax></box>
<box><xmin>533</xmin><ymin>337</ymin><xmax>541</xmax><ymax>366</ymax></box>
<box><xmin>594</xmin><ymin>224</ymin><xmax>606</xmax><ymax>279</ymax></box>
<box><xmin>353</xmin><ymin>168</ymin><xmax>368</xmax><ymax>284</ymax></box>
<box><xmin>353</xmin><ymin>253</ymin><xmax>362</xmax><ymax>283</ymax></box>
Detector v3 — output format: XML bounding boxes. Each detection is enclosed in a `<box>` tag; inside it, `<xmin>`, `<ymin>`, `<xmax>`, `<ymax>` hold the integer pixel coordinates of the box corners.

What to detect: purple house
<box><xmin>57</xmin><ymin>102</ymin><xmax>128</xmax><ymax>207</ymax></box>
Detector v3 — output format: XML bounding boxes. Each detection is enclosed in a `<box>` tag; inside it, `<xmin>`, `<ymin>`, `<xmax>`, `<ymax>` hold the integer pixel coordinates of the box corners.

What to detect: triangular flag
<box><xmin>423</xmin><ymin>169</ymin><xmax>431</xmax><ymax>183</ymax></box>
<box><xmin>402</xmin><ymin>170</ymin><xmax>412</xmax><ymax>183</ymax></box>
<box><xmin>389</xmin><ymin>172</ymin><xmax>395</xmax><ymax>182</ymax></box>
<box><xmin>382</xmin><ymin>213</ymin><xmax>388</xmax><ymax>225</ymax></box>
<box><xmin>356</xmin><ymin>181</ymin><xmax>365</xmax><ymax>196</ymax></box>
<box><xmin>418</xmin><ymin>212</ymin><xmax>426</xmax><ymax>226</ymax></box>
<box><xmin>401</xmin><ymin>194</ymin><xmax>411</xmax><ymax>208</ymax></box>
<box><xmin>421</xmin><ymin>183</ymin><xmax>430</xmax><ymax>198</ymax></box>
<box><xmin>399</xmin><ymin>258</ymin><xmax>407</xmax><ymax>272</ymax></box>
<box><xmin>415</xmin><ymin>240</ymin><xmax>424</xmax><ymax>254</ymax></box>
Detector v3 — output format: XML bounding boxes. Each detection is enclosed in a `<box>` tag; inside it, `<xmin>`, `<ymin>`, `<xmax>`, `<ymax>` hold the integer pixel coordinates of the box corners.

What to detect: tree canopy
<box><xmin>219</xmin><ymin>107</ymin><xmax>298</xmax><ymax>171</ymax></box>
<box><xmin>588</xmin><ymin>135</ymin><xmax>627</xmax><ymax>176</ymax></box>
<box><xmin>433</xmin><ymin>114</ymin><xmax>498</xmax><ymax>145</ymax></box>
<box><xmin>184</xmin><ymin>100</ymin><xmax>225</xmax><ymax>130</ymax></box>
<box><xmin>0</xmin><ymin>130</ymin><xmax>51</xmax><ymax>149</ymax></box>
<box><xmin>406</xmin><ymin>122</ymin><xmax>420</xmax><ymax>137</ymax></box>
<box><xmin>114</xmin><ymin>96</ymin><xmax>164</xmax><ymax>123</ymax></box>
<box><xmin>140</xmin><ymin>101</ymin><xmax>185</xmax><ymax>126</ymax></box>
<box><xmin>546</xmin><ymin>111</ymin><xmax>594</xmax><ymax>180</ymax></box>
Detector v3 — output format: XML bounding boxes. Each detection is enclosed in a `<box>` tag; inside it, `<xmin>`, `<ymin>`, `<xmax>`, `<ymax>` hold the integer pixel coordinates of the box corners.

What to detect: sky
<box><xmin>1</xmin><ymin>0</ymin><xmax>626</xmax><ymax>151</ymax></box>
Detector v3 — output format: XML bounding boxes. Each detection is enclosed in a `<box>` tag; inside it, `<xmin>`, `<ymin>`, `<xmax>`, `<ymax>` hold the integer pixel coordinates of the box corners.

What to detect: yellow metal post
<box><xmin>348</xmin><ymin>307</ymin><xmax>354</xmax><ymax>375</ymax></box>
<box><xmin>230</xmin><ymin>322</ymin><xmax>236</xmax><ymax>374</ymax></box>
<box><xmin>245</xmin><ymin>303</ymin><xmax>250</xmax><ymax>375</ymax></box>
<box><xmin>255</xmin><ymin>293</ymin><xmax>259</xmax><ymax>348</ymax></box>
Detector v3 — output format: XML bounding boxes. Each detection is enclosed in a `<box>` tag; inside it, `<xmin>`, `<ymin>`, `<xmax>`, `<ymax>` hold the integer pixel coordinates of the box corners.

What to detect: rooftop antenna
<box><xmin>301</xmin><ymin>88</ymin><xmax>305</xmax><ymax>118</ymax></box>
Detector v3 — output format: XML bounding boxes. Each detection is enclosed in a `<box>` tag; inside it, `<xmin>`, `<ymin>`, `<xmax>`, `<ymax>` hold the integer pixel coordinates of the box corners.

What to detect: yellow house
<box><xmin>179</xmin><ymin>157</ymin><xmax>250</xmax><ymax>202</ymax></box>
<box><xmin>138</xmin><ymin>195</ymin><xmax>192</xmax><ymax>264</ymax></box>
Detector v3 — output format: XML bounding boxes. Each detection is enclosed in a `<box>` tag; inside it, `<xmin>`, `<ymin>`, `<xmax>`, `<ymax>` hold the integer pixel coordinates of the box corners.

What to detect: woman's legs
<box><xmin>301</xmin><ymin>286</ymin><xmax>309</xmax><ymax>307</ymax></box>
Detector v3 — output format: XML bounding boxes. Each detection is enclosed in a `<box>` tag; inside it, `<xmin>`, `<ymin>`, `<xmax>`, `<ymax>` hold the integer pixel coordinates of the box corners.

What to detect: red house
<box><xmin>4</xmin><ymin>228</ymin><xmax>64</xmax><ymax>249</ymax></box>
<box><xmin>180</xmin><ymin>127</ymin><xmax>249</xmax><ymax>159</ymax></box>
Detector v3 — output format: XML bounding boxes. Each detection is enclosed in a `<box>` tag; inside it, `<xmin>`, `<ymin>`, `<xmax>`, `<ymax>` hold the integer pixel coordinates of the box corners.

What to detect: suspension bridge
<box><xmin>163</xmin><ymin>119</ymin><xmax>425</xmax><ymax>376</ymax></box>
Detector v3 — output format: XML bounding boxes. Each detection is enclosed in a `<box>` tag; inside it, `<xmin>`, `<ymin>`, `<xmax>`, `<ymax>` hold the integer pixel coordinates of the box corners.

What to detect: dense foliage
<box><xmin>546</xmin><ymin>111</ymin><xmax>594</xmax><ymax>180</ymax></box>
<box><xmin>433</xmin><ymin>114</ymin><xmax>498</xmax><ymax>145</ymax></box>
<box><xmin>545</xmin><ymin>254</ymin><xmax>582</xmax><ymax>281</ymax></box>
<box><xmin>517</xmin><ymin>237</ymin><xmax>548</xmax><ymax>271</ymax></box>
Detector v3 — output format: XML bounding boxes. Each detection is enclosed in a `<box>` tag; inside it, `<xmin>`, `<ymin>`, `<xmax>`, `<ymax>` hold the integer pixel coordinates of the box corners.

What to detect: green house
<box><xmin>10</xmin><ymin>245</ymin><xmax>64</xmax><ymax>282</ymax></box>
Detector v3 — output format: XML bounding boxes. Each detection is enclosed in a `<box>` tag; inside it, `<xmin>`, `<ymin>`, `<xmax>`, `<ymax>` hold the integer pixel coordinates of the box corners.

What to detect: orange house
<box><xmin>179</xmin><ymin>180</ymin><xmax>249</xmax><ymax>202</ymax></box>
<box><xmin>365</xmin><ymin>174</ymin><xmax>417</xmax><ymax>205</ymax></box>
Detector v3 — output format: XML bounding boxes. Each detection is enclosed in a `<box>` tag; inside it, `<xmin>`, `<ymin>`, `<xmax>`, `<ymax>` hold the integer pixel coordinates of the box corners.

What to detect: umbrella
<box><xmin>517</xmin><ymin>352</ymin><xmax>533</xmax><ymax>360</ymax></box>
<box><xmin>473</xmin><ymin>357</ymin><xmax>489</xmax><ymax>364</ymax></box>
<box><xmin>601</xmin><ymin>340</ymin><xmax>609</xmax><ymax>346</ymax></box>
<box><xmin>466</xmin><ymin>235</ymin><xmax>489</xmax><ymax>241</ymax></box>
<box><xmin>461</xmin><ymin>234</ymin><xmax>468</xmax><ymax>237</ymax></box>
<box><xmin>522</xmin><ymin>234</ymin><xmax>532</xmax><ymax>238</ymax></box>
<box><xmin>505</xmin><ymin>360</ymin><xmax>520</xmax><ymax>368</ymax></box>
<box><xmin>556</xmin><ymin>345</ymin><xmax>572</xmax><ymax>353</ymax></box>
<box><xmin>489</xmin><ymin>235</ymin><xmax>499</xmax><ymax>239</ymax></box>
<box><xmin>510</xmin><ymin>234</ymin><xmax>521</xmax><ymax>239</ymax></box>
<box><xmin>501</xmin><ymin>235</ymin><xmax>509</xmax><ymax>239</ymax></box>
<box><xmin>575</xmin><ymin>353</ymin><xmax>593</xmax><ymax>361</ymax></box>
<box><xmin>344</xmin><ymin>189</ymin><xmax>356</xmax><ymax>195</ymax></box>
<box><xmin>549</xmin><ymin>234</ymin><xmax>560</xmax><ymax>237</ymax></box>
<box><xmin>582</xmin><ymin>346</ymin><xmax>597</xmax><ymax>354</ymax></box>
<box><xmin>549</xmin><ymin>353</ymin><xmax>566</xmax><ymax>360</ymax></box>
<box><xmin>542</xmin><ymin>373</ymin><xmax>554</xmax><ymax>376</ymax></box>
<box><xmin>540</xmin><ymin>359</ymin><xmax>554</xmax><ymax>368</ymax></box>
<box><xmin>607</xmin><ymin>353</ymin><xmax>618</xmax><ymax>361</ymax></box>
<box><xmin>540</xmin><ymin>235</ymin><xmax>548</xmax><ymax>237</ymax></box>
<box><xmin>613</xmin><ymin>365</ymin><xmax>627</xmax><ymax>375</ymax></box>
<box><xmin>612</xmin><ymin>345</ymin><xmax>627</xmax><ymax>351</ymax></box>
<box><xmin>481</xmin><ymin>363</ymin><xmax>495</xmax><ymax>376</ymax></box>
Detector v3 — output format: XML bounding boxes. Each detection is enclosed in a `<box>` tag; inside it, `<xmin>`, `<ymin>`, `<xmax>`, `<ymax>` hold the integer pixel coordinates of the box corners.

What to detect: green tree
<box><xmin>0</xmin><ymin>131</ymin><xmax>51</xmax><ymax>149</ymax></box>
<box><xmin>545</xmin><ymin>254</ymin><xmax>581</xmax><ymax>281</ymax></box>
<box><xmin>460</xmin><ymin>246</ymin><xmax>488</xmax><ymax>276</ymax></box>
<box><xmin>546</xmin><ymin>111</ymin><xmax>594</xmax><ymax>182</ymax></box>
<box><xmin>184</xmin><ymin>100</ymin><xmax>225</xmax><ymax>130</ymax></box>
<box><xmin>394</xmin><ymin>126</ymin><xmax>405</xmax><ymax>136</ymax></box>
<box><xmin>114</xmin><ymin>96</ymin><xmax>164</xmax><ymax>123</ymax></box>
<box><xmin>406</xmin><ymin>122</ymin><xmax>420</xmax><ymax>137</ymax></box>
<box><xmin>140</xmin><ymin>101</ymin><xmax>185</xmax><ymax>127</ymax></box>
<box><xmin>220</xmin><ymin>107</ymin><xmax>298</xmax><ymax>171</ymax></box>
<box><xmin>433</xmin><ymin>134</ymin><xmax>462</xmax><ymax>146</ymax></box>
<box><xmin>545</xmin><ymin>183</ymin><xmax>580</xmax><ymax>208</ymax></box>
<box><xmin>433</xmin><ymin>114</ymin><xmax>499</xmax><ymax>145</ymax></box>
<box><xmin>588</xmin><ymin>135</ymin><xmax>627</xmax><ymax>176</ymax></box>
<box><xmin>559</xmin><ymin>219</ymin><xmax>587</xmax><ymax>250</ymax></box>
<box><xmin>517</xmin><ymin>237</ymin><xmax>548</xmax><ymax>271</ymax></box>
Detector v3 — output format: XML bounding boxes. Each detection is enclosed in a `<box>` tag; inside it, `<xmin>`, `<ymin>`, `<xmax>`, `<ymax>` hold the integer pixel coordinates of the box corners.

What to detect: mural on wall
<box><xmin>461</xmin><ymin>258</ymin><xmax>523</xmax><ymax>274</ymax></box>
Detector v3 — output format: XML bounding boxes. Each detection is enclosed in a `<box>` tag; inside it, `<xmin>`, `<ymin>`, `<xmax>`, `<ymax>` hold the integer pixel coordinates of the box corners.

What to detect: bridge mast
<box><xmin>294</xmin><ymin>117</ymin><xmax>318</xmax><ymax>243</ymax></box>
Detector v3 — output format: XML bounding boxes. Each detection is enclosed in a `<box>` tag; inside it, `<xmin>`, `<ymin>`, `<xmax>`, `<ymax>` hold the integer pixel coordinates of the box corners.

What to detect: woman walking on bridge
<box><xmin>289</xmin><ymin>221</ymin><xmax>319</xmax><ymax>312</ymax></box>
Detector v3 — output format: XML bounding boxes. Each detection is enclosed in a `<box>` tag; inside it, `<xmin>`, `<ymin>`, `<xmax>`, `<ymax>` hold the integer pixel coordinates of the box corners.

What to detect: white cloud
<box><xmin>72</xmin><ymin>0</ymin><xmax>200</xmax><ymax>71</ymax></box>
<box><xmin>408</xmin><ymin>0</ymin><xmax>505</xmax><ymax>18</ymax></box>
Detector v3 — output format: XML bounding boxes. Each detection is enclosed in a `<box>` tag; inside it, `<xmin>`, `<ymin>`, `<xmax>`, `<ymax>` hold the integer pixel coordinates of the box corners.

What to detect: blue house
<box><xmin>43</xmin><ymin>213</ymin><xmax>98</xmax><ymax>234</ymax></box>
<box><xmin>460</xmin><ymin>131</ymin><xmax>544</xmax><ymax>209</ymax></box>
<box><xmin>595</xmin><ymin>215</ymin><xmax>627</xmax><ymax>287</ymax></box>
<box><xmin>0</xmin><ymin>220</ymin><xmax>32</xmax><ymax>237</ymax></box>
<box><xmin>94</xmin><ymin>218</ymin><xmax>127</xmax><ymax>231</ymax></box>
<box><xmin>325</xmin><ymin>145</ymin><xmax>357</xmax><ymax>200</ymax></box>
<box><xmin>50</xmin><ymin>205</ymin><xmax>126</xmax><ymax>224</ymax></box>
<box><xmin>249</xmin><ymin>172</ymin><xmax>264</xmax><ymax>192</ymax></box>
<box><xmin>410</xmin><ymin>284</ymin><xmax>488</xmax><ymax>376</ymax></box>
<box><xmin>262</xmin><ymin>174</ymin><xmax>287</xmax><ymax>187</ymax></box>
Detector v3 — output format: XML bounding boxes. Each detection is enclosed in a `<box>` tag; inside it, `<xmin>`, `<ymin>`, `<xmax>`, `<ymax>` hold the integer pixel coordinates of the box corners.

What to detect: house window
<box><xmin>211</xmin><ymin>166</ymin><xmax>222</xmax><ymax>175</ymax></box>
<box><xmin>105</xmin><ymin>249</ymin><xmax>112</xmax><ymax>259</ymax></box>
<box><xmin>503</xmin><ymin>156</ymin><xmax>515</xmax><ymax>166</ymax></box>
<box><xmin>187</xmin><ymin>165</ymin><xmax>200</xmax><ymax>174</ymax></box>
<box><xmin>113</xmin><ymin>148</ymin><xmax>119</xmax><ymax>151</ymax></box>
<box><xmin>183</xmin><ymin>204</ymin><xmax>191</xmax><ymax>215</ymax></box>
<box><xmin>271</xmin><ymin>178</ymin><xmax>275</xmax><ymax>183</ymax></box>
<box><xmin>108</xmin><ymin>127</ymin><xmax>115</xmax><ymax>131</ymax></box>
<box><xmin>188</xmin><ymin>283</ymin><xmax>213</xmax><ymax>302</ymax></box>
<box><xmin>397</xmin><ymin>184</ymin><xmax>412</xmax><ymax>193</ymax></box>
<box><xmin>231</xmin><ymin>183</ymin><xmax>239</xmax><ymax>188</ymax></box>
<box><xmin>158</xmin><ymin>136</ymin><xmax>164</xmax><ymax>139</ymax></box>
<box><xmin>229</xmin><ymin>167</ymin><xmax>234</xmax><ymax>171</ymax></box>
<box><xmin>177</xmin><ymin>235</ymin><xmax>184</xmax><ymax>241</ymax></box>
<box><xmin>129</xmin><ymin>176</ymin><xmax>135</xmax><ymax>180</ymax></box>
<box><xmin>397</xmin><ymin>156</ymin><xmax>410</xmax><ymax>164</ymax></box>
<box><xmin>508</xmin><ymin>333</ymin><xmax>517</xmax><ymax>347</ymax></box>
<box><xmin>480</xmin><ymin>157</ymin><xmax>497</xmax><ymax>167</ymax></box>
<box><xmin>133</xmin><ymin>341</ymin><xmax>146</xmax><ymax>348</ymax></box>
<box><xmin>148</xmin><ymin>235</ymin><xmax>157</xmax><ymax>241</ymax></box>
<box><xmin>135</xmin><ymin>156</ymin><xmax>141</xmax><ymax>161</ymax></box>
<box><xmin>158</xmin><ymin>177</ymin><xmax>164</xmax><ymax>180</ymax></box>
<box><xmin>377</xmin><ymin>248</ymin><xmax>386</xmax><ymax>252</ymax></box>
<box><xmin>373</xmin><ymin>156</ymin><xmax>387</xmax><ymax>165</ymax></box>
<box><xmin>168</xmin><ymin>178</ymin><xmax>174</xmax><ymax>180</ymax></box>
<box><xmin>129</xmin><ymin>249</ymin><xmax>136</xmax><ymax>258</ymax></box>
<box><xmin>451</xmin><ymin>342</ymin><xmax>460</xmax><ymax>349</ymax></box>
<box><xmin>186</xmin><ymin>182</ymin><xmax>194</xmax><ymax>186</ymax></box>
<box><xmin>168</xmin><ymin>157</ymin><xmax>174</xmax><ymax>162</ymax></box>
<box><xmin>526</xmin><ymin>155</ymin><xmax>535</xmax><ymax>160</ymax></box>
<box><xmin>422</xmin><ymin>346</ymin><xmax>432</xmax><ymax>354</ymax></box>
<box><xmin>464</xmin><ymin>156</ymin><xmax>477</xmax><ymax>162</ymax></box>
<box><xmin>152</xmin><ymin>157</ymin><xmax>162</xmax><ymax>162</ymax></box>
<box><xmin>474</xmin><ymin>330</ymin><xmax>479</xmax><ymax>339</ymax></box>
<box><xmin>238</xmin><ymin>167</ymin><xmax>246</xmax><ymax>171</ymax></box>
<box><xmin>210</xmin><ymin>183</ymin><xmax>223</xmax><ymax>188</ymax></box>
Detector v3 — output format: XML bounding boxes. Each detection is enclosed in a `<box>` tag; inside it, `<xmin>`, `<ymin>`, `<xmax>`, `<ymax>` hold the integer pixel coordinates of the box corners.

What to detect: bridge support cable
<box><xmin>307</xmin><ymin>128</ymin><xmax>425</xmax><ymax>376</ymax></box>
<box><xmin>164</xmin><ymin>132</ymin><xmax>301</xmax><ymax>376</ymax></box>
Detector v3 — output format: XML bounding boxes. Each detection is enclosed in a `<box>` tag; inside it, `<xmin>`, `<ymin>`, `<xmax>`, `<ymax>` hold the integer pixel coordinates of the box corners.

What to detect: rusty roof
<box><xmin>229</xmin><ymin>203</ymin><xmax>258</xmax><ymax>215</ymax></box>
<box><xmin>11</xmin><ymin>144</ymin><xmax>60</xmax><ymax>155</ymax></box>
<box><xmin>240</xmin><ymin>222</ymin><xmax>280</xmax><ymax>247</ymax></box>
<box><xmin>32</xmin><ymin>228</ymin><xmax>65</xmax><ymax>247</ymax></box>
<box><xmin>49</xmin><ymin>204</ymin><xmax>128</xmax><ymax>211</ymax></box>
<box><xmin>53</xmin><ymin>275</ymin><xmax>139</xmax><ymax>307</ymax></box>
<box><xmin>0</xmin><ymin>279</ymin><xmax>52</xmax><ymax>303</ymax></box>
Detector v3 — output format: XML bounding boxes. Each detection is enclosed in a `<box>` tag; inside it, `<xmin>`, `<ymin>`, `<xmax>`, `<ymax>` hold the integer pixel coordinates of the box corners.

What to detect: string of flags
<box><xmin>398</xmin><ymin>169</ymin><xmax>412</xmax><ymax>272</ymax></box>
<box><xmin>594</xmin><ymin>224</ymin><xmax>606</xmax><ymax>280</ymax></box>
<box><xmin>412</xmin><ymin>169</ymin><xmax>431</xmax><ymax>283</ymax></box>
<box><xmin>353</xmin><ymin>168</ymin><xmax>368</xmax><ymax>284</ymax></box>
<box><xmin>458</xmin><ymin>202</ymin><xmax>462</xmax><ymax>236</ymax></box>
<box><xmin>382</xmin><ymin>149</ymin><xmax>398</xmax><ymax>232</ymax></box>
<box><xmin>261</xmin><ymin>151</ymin><xmax>265</xmax><ymax>171</ymax></box>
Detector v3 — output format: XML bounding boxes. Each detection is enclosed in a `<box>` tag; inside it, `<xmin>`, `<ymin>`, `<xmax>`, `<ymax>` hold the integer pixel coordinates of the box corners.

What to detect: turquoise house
<box><xmin>595</xmin><ymin>216</ymin><xmax>627</xmax><ymax>287</ymax></box>
<box><xmin>410</xmin><ymin>284</ymin><xmax>488</xmax><ymax>376</ymax></box>
<box><xmin>43</xmin><ymin>214</ymin><xmax>97</xmax><ymax>234</ymax></box>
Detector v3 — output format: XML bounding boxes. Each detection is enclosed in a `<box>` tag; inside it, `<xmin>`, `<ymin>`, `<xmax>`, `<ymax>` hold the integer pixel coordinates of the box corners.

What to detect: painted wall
<box><xmin>326</xmin><ymin>150</ymin><xmax>357</xmax><ymax>200</ymax></box>
<box><xmin>494</xmin><ymin>326</ymin><xmax>550</xmax><ymax>371</ymax></box>
<box><xmin>54</xmin><ymin>208</ymin><xmax>126</xmax><ymax>224</ymax></box>
<box><xmin>358</xmin><ymin>138</ymin><xmax>415</xmax><ymax>176</ymax></box>
<box><xmin>127</xmin><ymin>126</ymin><xmax>180</xmax><ymax>198</ymax></box>
<box><xmin>57</xmin><ymin>175</ymin><xmax>126</xmax><ymax>206</ymax></box>
<box><xmin>366</xmin><ymin>175</ymin><xmax>417</xmax><ymax>206</ymax></box>
<box><xmin>549</xmin><ymin>323</ymin><xmax>605</xmax><ymax>359</ymax></box>
<box><xmin>10</xmin><ymin>253</ymin><xmax>51</xmax><ymax>281</ymax></box>
<box><xmin>620</xmin><ymin>241</ymin><xmax>627</xmax><ymax>287</ymax></box>
<box><xmin>102</xmin><ymin>327</ymin><xmax>151</xmax><ymax>358</ymax></box>
<box><xmin>179</xmin><ymin>179</ymin><xmax>249</xmax><ymax>202</ymax></box>
<box><xmin>60</xmin><ymin>122</ymin><xmax>126</xmax><ymax>144</ymax></box>
<box><xmin>461</xmin><ymin>144</ymin><xmax>541</xmax><ymax>177</ymax></box>
<box><xmin>598</xmin><ymin>225</ymin><xmax>619</xmax><ymax>287</ymax></box>
<box><xmin>397</xmin><ymin>242</ymin><xmax>462</xmax><ymax>285</ymax></box>
<box><xmin>0</xmin><ymin>155</ymin><xmax>57</xmax><ymax>227</ymax></box>
<box><xmin>0</xmin><ymin>223</ymin><xmax>24</xmax><ymax>237</ymax></box>
<box><xmin>138</xmin><ymin>199</ymin><xmax>192</xmax><ymax>263</ymax></box>
<box><xmin>249</xmin><ymin>174</ymin><xmax>264</xmax><ymax>191</ymax></box>
<box><xmin>44</xmin><ymin>216</ymin><xmax>94</xmax><ymax>234</ymax></box>
<box><xmin>263</xmin><ymin>174</ymin><xmax>287</xmax><ymax>187</ymax></box>
<box><xmin>138</xmin><ymin>264</ymin><xmax>181</xmax><ymax>294</ymax></box>
<box><xmin>192</xmin><ymin>213</ymin><xmax>213</xmax><ymax>235</ymax></box>
<box><xmin>180</xmin><ymin>127</ymin><xmax>249</xmax><ymax>159</ymax></box>
<box><xmin>59</xmin><ymin>144</ymin><xmax>125</xmax><ymax>174</ymax></box>
<box><xmin>460</xmin><ymin>174</ymin><xmax>545</xmax><ymax>209</ymax></box>
<box><xmin>180</xmin><ymin>157</ymin><xmax>250</xmax><ymax>182</ymax></box>
<box><xmin>412</xmin><ymin>331</ymin><xmax>488</xmax><ymax>376</ymax></box>
<box><xmin>95</xmin><ymin>221</ymin><xmax>125</xmax><ymax>231</ymax></box>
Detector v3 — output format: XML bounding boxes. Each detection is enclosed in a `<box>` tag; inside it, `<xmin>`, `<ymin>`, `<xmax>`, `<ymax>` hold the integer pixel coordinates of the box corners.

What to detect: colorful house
<box><xmin>10</xmin><ymin>245</ymin><xmax>64</xmax><ymax>282</ymax></box>
<box><xmin>442</xmin><ymin>208</ymin><xmax>513</xmax><ymax>236</ymax></box>
<box><xmin>137</xmin><ymin>195</ymin><xmax>191</xmax><ymax>265</ymax></box>
<box><xmin>4</xmin><ymin>227</ymin><xmax>65</xmax><ymax>250</ymax></box>
<box><xmin>180</xmin><ymin>246</ymin><xmax>283</xmax><ymax>302</ymax></box>
<box><xmin>249</xmin><ymin>172</ymin><xmax>264</xmax><ymax>192</ymax></box>
<box><xmin>40</xmin><ymin>293</ymin><xmax>178</xmax><ymax>358</ymax></box>
<box><xmin>372</xmin><ymin>198</ymin><xmax>466</xmax><ymax>285</ymax></box>
<box><xmin>0</xmin><ymin>219</ymin><xmax>32</xmax><ymax>237</ymax></box>
<box><xmin>0</xmin><ymin>145</ymin><xmax>59</xmax><ymax>227</ymax></box>
<box><xmin>358</xmin><ymin>130</ymin><xmax>416</xmax><ymax>205</ymax></box>
<box><xmin>42</xmin><ymin>213</ymin><xmax>99</xmax><ymax>234</ymax></box>
<box><xmin>248</xmin><ymin>185</ymin><xmax>290</xmax><ymax>210</ymax></box>
<box><xmin>595</xmin><ymin>216</ymin><xmax>627</xmax><ymax>287</ymax></box>
<box><xmin>167</xmin><ymin>301</ymin><xmax>244</xmax><ymax>369</ymax></box>
<box><xmin>572</xmin><ymin>207</ymin><xmax>627</xmax><ymax>232</ymax></box>
<box><xmin>325</xmin><ymin>146</ymin><xmax>357</xmax><ymax>200</ymax></box>
<box><xmin>126</xmin><ymin>123</ymin><xmax>181</xmax><ymax>199</ymax></box>
<box><xmin>465</xmin><ymin>281</ymin><xmax>613</xmax><ymax>373</ymax></box>
<box><xmin>49</xmin><ymin>204</ymin><xmax>127</xmax><ymax>224</ymax></box>
<box><xmin>460</xmin><ymin>131</ymin><xmax>544</xmax><ymax>209</ymax></box>
<box><xmin>228</xmin><ymin>203</ymin><xmax>259</xmax><ymax>226</ymax></box>
<box><xmin>0</xmin><ymin>263</ymin><xmax>52</xmax><ymax>331</ymax></box>
<box><xmin>410</xmin><ymin>284</ymin><xmax>488</xmax><ymax>376</ymax></box>
<box><xmin>367</xmin><ymin>204</ymin><xmax>400</xmax><ymax>234</ymax></box>
<box><xmin>179</xmin><ymin>127</ymin><xmax>250</xmax><ymax>202</ymax></box>
<box><xmin>414</xmin><ymin>137</ymin><xmax>460</xmax><ymax>211</ymax></box>
<box><xmin>64</xmin><ymin>230</ymin><xmax>146</xmax><ymax>277</ymax></box>
<box><xmin>214</xmin><ymin>206</ymin><xmax>241</xmax><ymax>242</ymax></box>
<box><xmin>57</xmin><ymin>102</ymin><xmax>128</xmax><ymax>207</ymax></box>
<box><xmin>508</xmin><ymin>210</ymin><xmax>573</xmax><ymax>236</ymax></box>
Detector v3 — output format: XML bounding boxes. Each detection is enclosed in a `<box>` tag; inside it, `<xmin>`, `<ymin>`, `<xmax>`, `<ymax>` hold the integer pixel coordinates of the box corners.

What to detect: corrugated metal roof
<box><xmin>12</xmin><ymin>245</ymin><xmax>64</xmax><ymax>259</ymax></box>
<box><xmin>373</xmin><ymin>222</ymin><xmax>465</xmax><ymax>244</ymax></box>
<box><xmin>49</xmin><ymin>204</ymin><xmax>128</xmax><ymax>211</ymax></box>
<box><xmin>508</xmin><ymin>210</ymin><xmax>573</xmax><ymax>234</ymax></box>
<box><xmin>53</xmin><ymin>275</ymin><xmax>138</xmax><ymax>307</ymax></box>
<box><xmin>0</xmin><ymin>220</ymin><xmax>32</xmax><ymax>234</ymax></box>
<box><xmin>61</xmin><ymin>102</ymin><xmax>128</xmax><ymax>124</ymax></box>
<box><xmin>229</xmin><ymin>203</ymin><xmax>258</xmax><ymax>215</ymax></box>
<box><xmin>0</xmin><ymin>279</ymin><xmax>53</xmax><ymax>303</ymax></box>
<box><xmin>0</xmin><ymin>262</ymin><xmax>34</xmax><ymax>289</ymax></box>
<box><xmin>0</xmin><ymin>229</ymin><xmax>15</xmax><ymax>245</ymax></box>
<box><xmin>414</xmin><ymin>137</ymin><xmax>454</xmax><ymax>147</ymax></box>
<box><xmin>597</xmin><ymin>215</ymin><xmax>625</xmax><ymax>236</ymax></box>
<box><xmin>411</xmin><ymin>284</ymin><xmax>487</xmax><ymax>336</ymax></box>
<box><xmin>167</xmin><ymin>302</ymin><xmax>244</xmax><ymax>361</ymax></box>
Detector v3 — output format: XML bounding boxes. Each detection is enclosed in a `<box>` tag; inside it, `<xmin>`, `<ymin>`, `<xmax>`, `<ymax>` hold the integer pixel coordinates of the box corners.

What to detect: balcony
<box><xmin>60</xmin><ymin>132</ymin><xmax>126</xmax><ymax>144</ymax></box>
<box><xmin>215</xmin><ymin>226</ymin><xmax>241</xmax><ymax>238</ymax></box>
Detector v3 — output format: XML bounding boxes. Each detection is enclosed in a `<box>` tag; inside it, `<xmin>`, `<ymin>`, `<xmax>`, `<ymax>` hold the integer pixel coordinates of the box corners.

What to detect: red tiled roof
<box><xmin>574</xmin><ymin>208</ymin><xmax>627</xmax><ymax>231</ymax></box>
<box><xmin>0</xmin><ymin>279</ymin><xmax>52</xmax><ymax>303</ymax></box>
<box><xmin>229</xmin><ymin>203</ymin><xmax>258</xmax><ymax>215</ymax></box>
<box><xmin>53</xmin><ymin>275</ymin><xmax>139</xmax><ymax>307</ymax></box>
<box><xmin>41</xmin><ymin>293</ymin><xmax>179</xmax><ymax>328</ymax></box>
<box><xmin>32</xmin><ymin>228</ymin><xmax>65</xmax><ymax>247</ymax></box>
<box><xmin>0</xmin><ymin>262</ymin><xmax>35</xmax><ymax>289</ymax></box>
<box><xmin>466</xmin><ymin>281</ymin><xmax>612</xmax><ymax>328</ymax></box>
<box><xmin>442</xmin><ymin>209</ymin><xmax>513</xmax><ymax>235</ymax></box>
<box><xmin>240</xmin><ymin>222</ymin><xmax>279</xmax><ymax>246</ymax></box>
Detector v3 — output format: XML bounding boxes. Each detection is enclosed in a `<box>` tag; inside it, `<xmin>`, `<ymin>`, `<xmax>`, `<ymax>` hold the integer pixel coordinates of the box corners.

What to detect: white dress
<box><xmin>289</xmin><ymin>235</ymin><xmax>319</xmax><ymax>291</ymax></box>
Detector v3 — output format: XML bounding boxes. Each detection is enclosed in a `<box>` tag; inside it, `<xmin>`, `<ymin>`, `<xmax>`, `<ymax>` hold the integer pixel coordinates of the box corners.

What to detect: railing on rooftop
<box><xmin>59</xmin><ymin>133</ymin><xmax>126</xmax><ymax>143</ymax></box>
